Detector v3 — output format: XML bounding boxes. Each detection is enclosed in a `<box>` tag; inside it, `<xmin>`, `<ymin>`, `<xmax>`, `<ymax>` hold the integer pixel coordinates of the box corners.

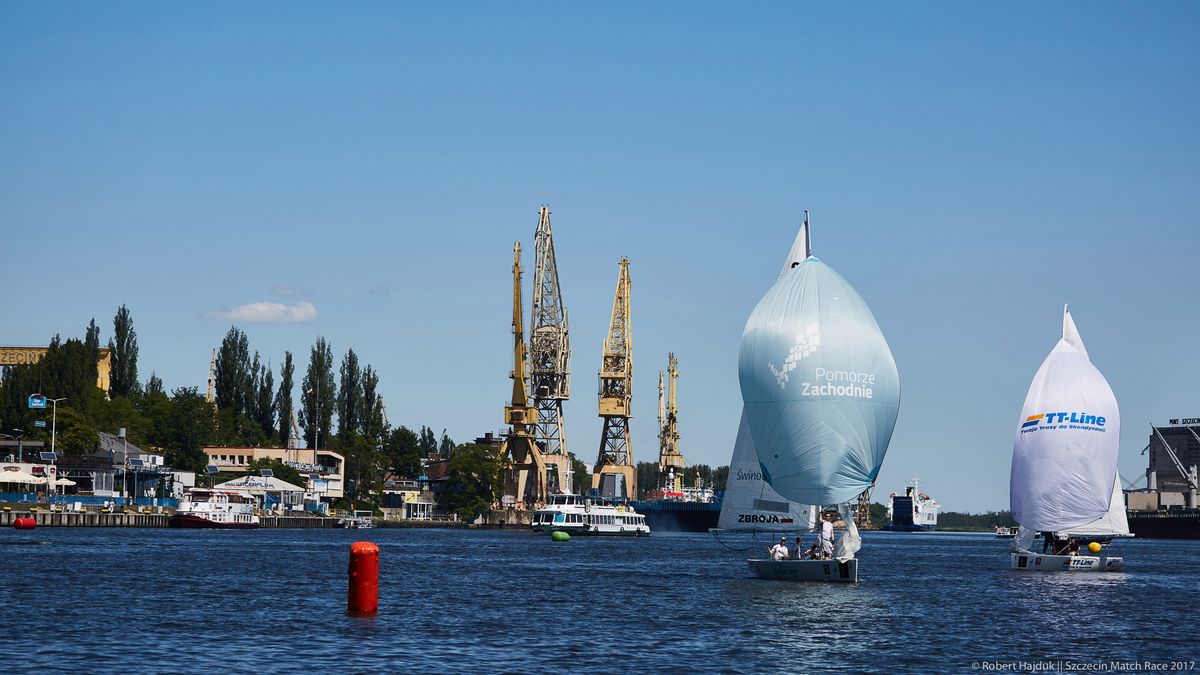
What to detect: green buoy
<box><xmin>551</xmin><ymin>531</ymin><xmax>570</xmax><ymax>542</ymax></box>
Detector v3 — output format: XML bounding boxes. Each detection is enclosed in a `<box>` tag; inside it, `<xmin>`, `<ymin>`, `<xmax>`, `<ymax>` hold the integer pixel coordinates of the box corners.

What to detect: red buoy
<box><xmin>13</xmin><ymin>517</ymin><xmax>36</xmax><ymax>530</ymax></box>
<box><xmin>347</xmin><ymin>541</ymin><xmax>379</xmax><ymax>615</ymax></box>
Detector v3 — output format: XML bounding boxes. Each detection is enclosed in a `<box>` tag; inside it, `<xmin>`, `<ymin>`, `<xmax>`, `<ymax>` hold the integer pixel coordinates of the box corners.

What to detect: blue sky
<box><xmin>2</xmin><ymin>3</ymin><xmax>1197</xmax><ymax>511</ymax></box>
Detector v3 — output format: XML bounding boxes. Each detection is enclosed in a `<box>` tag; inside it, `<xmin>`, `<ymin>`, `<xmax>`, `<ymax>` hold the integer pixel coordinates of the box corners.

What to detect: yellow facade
<box><xmin>0</xmin><ymin>346</ymin><xmax>112</xmax><ymax>393</ymax></box>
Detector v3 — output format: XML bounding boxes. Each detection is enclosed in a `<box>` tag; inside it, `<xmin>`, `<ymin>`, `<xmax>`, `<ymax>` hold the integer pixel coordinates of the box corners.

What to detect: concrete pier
<box><xmin>0</xmin><ymin>510</ymin><xmax>168</xmax><ymax>528</ymax></box>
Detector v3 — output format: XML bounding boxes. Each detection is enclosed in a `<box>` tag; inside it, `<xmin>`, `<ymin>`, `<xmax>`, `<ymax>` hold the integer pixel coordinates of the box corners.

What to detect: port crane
<box><xmin>592</xmin><ymin>259</ymin><xmax>636</xmax><ymax>499</ymax></box>
<box><xmin>500</xmin><ymin>242</ymin><xmax>547</xmax><ymax>505</ymax></box>
<box><xmin>528</xmin><ymin>205</ymin><xmax>573</xmax><ymax>495</ymax></box>
<box><xmin>656</xmin><ymin>353</ymin><xmax>686</xmax><ymax>494</ymax></box>
<box><xmin>1150</xmin><ymin>423</ymin><xmax>1199</xmax><ymax>509</ymax></box>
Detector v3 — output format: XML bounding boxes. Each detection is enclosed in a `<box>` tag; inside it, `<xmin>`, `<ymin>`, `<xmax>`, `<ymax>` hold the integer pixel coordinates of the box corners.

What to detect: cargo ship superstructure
<box><xmin>885</xmin><ymin>478</ymin><xmax>939</xmax><ymax>532</ymax></box>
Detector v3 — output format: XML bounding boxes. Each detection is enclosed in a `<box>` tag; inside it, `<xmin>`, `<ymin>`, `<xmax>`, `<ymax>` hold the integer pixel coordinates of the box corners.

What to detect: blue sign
<box><xmin>34</xmin><ymin>420</ymin><xmax>47</xmax><ymax>428</ymax></box>
<box><xmin>28</xmin><ymin>394</ymin><xmax>47</xmax><ymax>409</ymax></box>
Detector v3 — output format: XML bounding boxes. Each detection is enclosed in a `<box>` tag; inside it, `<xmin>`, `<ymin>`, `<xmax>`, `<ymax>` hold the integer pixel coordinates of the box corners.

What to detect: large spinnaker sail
<box><xmin>717</xmin><ymin>411</ymin><xmax>817</xmax><ymax>532</ymax></box>
<box><xmin>1010</xmin><ymin>306</ymin><xmax>1120</xmax><ymax>532</ymax></box>
<box><xmin>738</xmin><ymin>236</ymin><xmax>901</xmax><ymax>506</ymax></box>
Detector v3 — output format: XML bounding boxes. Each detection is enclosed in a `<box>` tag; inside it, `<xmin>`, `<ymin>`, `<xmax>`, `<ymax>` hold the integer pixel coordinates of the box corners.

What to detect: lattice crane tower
<box><xmin>657</xmin><ymin>353</ymin><xmax>686</xmax><ymax>494</ymax></box>
<box><xmin>592</xmin><ymin>258</ymin><xmax>636</xmax><ymax>499</ymax></box>
<box><xmin>500</xmin><ymin>242</ymin><xmax>547</xmax><ymax>505</ymax></box>
<box><xmin>528</xmin><ymin>205</ymin><xmax>572</xmax><ymax>495</ymax></box>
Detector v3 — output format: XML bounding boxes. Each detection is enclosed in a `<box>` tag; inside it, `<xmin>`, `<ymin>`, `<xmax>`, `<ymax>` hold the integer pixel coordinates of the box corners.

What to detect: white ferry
<box><xmin>885</xmin><ymin>477</ymin><xmax>940</xmax><ymax>532</ymax></box>
<box><xmin>169</xmin><ymin>489</ymin><xmax>260</xmax><ymax>529</ymax></box>
<box><xmin>532</xmin><ymin>494</ymin><xmax>650</xmax><ymax>537</ymax></box>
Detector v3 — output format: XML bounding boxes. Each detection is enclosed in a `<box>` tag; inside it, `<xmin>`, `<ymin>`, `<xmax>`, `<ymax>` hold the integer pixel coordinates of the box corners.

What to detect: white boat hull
<box><xmin>1010</xmin><ymin>552</ymin><xmax>1124</xmax><ymax>572</ymax></box>
<box><xmin>747</xmin><ymin>558</ymin><xmax>858</xmax><ymax>583</ymax></box>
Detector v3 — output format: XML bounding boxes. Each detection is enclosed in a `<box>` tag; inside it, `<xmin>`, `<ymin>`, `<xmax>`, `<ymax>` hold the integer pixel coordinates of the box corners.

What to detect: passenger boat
<box><xmin>532</xmin><ymin>494</ymin><xmax>650</xmax><ymax>536</ymax></box>
<box><xmin>336</xmin><ymin>515</ymin><xmax>375</xmax><ymax>529</ymax></box>
<box><xmin>169</xmin><ymin>489</ymin><xmax>260</xmax><ymax>529</ymax></box>
<box><xmin>885</xmin><ymin>478</ymin><xmax>940</xmax><ymax>531</ymax></box>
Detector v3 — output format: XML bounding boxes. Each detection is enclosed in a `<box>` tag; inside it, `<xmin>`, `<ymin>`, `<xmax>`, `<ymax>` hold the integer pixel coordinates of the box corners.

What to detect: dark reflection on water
<box><xmin>1</xmin><ymin>528</ymin><xmax>1195</xmax><ymax>672</ymax></box>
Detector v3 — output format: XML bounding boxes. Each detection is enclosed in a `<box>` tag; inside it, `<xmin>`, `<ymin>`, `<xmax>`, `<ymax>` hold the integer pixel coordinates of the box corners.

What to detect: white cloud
<box><xmin>205</xmin><ymin>301</ymin><xmax>317</xmax><ymax>323</ymax></box>
<box><xmin>272</xmin><ymin>285</ymin><xmax>312</xmax><ymax>298</ymax></box>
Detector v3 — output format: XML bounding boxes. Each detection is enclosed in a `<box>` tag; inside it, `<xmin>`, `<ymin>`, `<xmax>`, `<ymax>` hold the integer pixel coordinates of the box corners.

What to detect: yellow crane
<box><xmin>592</xmin><ymin>259</ymin><xmax>636</xmax><ymax>499</ymax></box>
<box><xmin>657</xmin><ymin>353</ymin><xmax>686</xmax><ymax>494</ymax></box>
<box><xmin>500</xmin><ymin>242</ymin><xmax>546</xmax><ymax>505</ymax></box>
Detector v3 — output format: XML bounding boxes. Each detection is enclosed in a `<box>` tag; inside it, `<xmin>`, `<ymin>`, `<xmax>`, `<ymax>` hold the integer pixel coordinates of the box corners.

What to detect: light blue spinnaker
<box><xmin>738</xmin><ymin>223</ymin><xmax>900</xmax><ymax>506</ymax></box>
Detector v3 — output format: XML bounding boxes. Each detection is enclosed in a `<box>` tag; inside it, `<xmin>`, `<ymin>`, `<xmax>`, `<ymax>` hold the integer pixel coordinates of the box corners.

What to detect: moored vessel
<box><xmin>532</xmin><ymin>493</ymin><xmax>650</xmax><ymax>536</ymax></box>
<box><xmin>885</xmin><ymin>478</ymin><xmax>939</xmax><ymax>531</ymax></box>
<box><xmin>169</xmin><ymin>489</ymin><xmax>260</xmax><ymax>529</ymax></box>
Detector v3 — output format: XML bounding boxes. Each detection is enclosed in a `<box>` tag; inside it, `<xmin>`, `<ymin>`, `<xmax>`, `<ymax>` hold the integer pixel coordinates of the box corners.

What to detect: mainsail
<box><xmin>738</xmin><ymin>219</ymin><xmax>901</xmax><ymax>506</ymax></box>
<box><xmin>1010</xmin><ymin>306</ymin><xmax>1120</xmax><ymax>532</ymax></box>
<box><xmin>1063</xmin><ymin>475</ymin><xmax>1130</xmax><ymax>538</ymax></box>
<box><xmin>716</xmin><ymin>411</ymin><xmax>817</xmax><ymax>532</ymax></box>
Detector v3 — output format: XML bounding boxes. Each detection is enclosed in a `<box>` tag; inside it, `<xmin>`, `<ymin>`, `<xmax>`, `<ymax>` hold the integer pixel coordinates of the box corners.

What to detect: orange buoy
<box><xmin>347</xmin><ymin>541</ymin><xmax>379</xmax><ymax>615</ymax></box>
<box><xmin>14</xmin><ymin>517</ymin><xmax>36</xmax><ymax>530</ymax></box>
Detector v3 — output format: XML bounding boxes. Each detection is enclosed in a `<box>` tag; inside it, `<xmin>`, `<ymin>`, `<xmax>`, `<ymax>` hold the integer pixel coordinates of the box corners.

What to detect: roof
<box><xmin>96</xmin><ymin>432</ymin><xmax>148</xmax><ymax>460</ymax></box>
<box><xmin>214</xmin><ymin>474</ymin><xmax>307</xmax><ymax>494</ymax></box>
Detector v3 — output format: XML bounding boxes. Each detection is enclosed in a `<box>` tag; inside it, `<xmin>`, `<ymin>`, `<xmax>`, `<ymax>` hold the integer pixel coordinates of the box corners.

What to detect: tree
<box><xmin>438</xmin><ymin>430</ymin><xmax>455</xmax><ymax>458</ymax></box>
<box><xmin>438</xmin><ymin>443</ymin><xmax>504</xmax><ymax>521</ymax></box>
<box><xmin>84</xmin><ymin>317</ymin><xmax>101</xmax><ymax>386</ymax></box>
<box><xmin>50</xmin><ymin>406</ymin><xmax>100</xmax><ymax>457</ymax></box>
<box><xmin>383</xmin><ymin>425</ymin><xmax>421</xmax><ymax>479</ymax></box>
<box><xmin>337</xmin><ymin>349</ymin><xmax>362</xmax><ymax>440</ymax></box>
<box><xmin>359</xmin><ymin>365</ymin><xmax>385</xmax><ymax>442</ymax></box>
<box><xmin>42</xmin><ymin>335</ymin><xmax>103</xmax><ymax>414</ymax></box>
<box><xmin>145</xmin><ymin>372</ymin><xmax>164</xmax><ymax>397</ymax></box>
<box><xmin>214</xmin><ymin>326</ymin><xmax>251</xmax><ymax>414</ymax></box>
<box><xmin>109</xmin><ymin>304</ymin><xmax>139</xmax><ymax>397</ymax></box>
<box><xmin>254</xmin><ymin>359</ymin><xmax>275</xmax><ymax>440</ymax></box>
<box><xmin>636</xmin><ymin>461</ymin><xmax>658</xmax><ymax>499</ymax></box>
<box><xmin>570</xmin><ymin>453</ymin><xmax>591</xmax><ymax>495</ymax></box>
<box><xmin>160</xmin><ymin>387</ymin><xmax>213</xmax><ymax>472</ymax></box>
<box><xmin>276</xmin><ymin>351</ymin><xmax>294</xmax><ymax>448</ymax></box>
<box><xmin>417</xmin><ymin>425</ymin><xmax>437</xmax><ymax>457</ymax></box>
<box><xmin>299</xmin><ymin>337</ymin><xmax>336</xmax><ymax>450</ymax></box>
<box><xmin>344</xmin><ymin>433</ymin><xmax>382</xmax><ymax>506</ymax></box>
<box><xmin>246</xmin><ymin>457</ymin><xmax>305</xmax><ymax>487</ymax></box>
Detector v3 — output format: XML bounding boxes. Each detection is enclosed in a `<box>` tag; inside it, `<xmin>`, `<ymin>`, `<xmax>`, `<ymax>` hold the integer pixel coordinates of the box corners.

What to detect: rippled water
<box><xmin>1</xmin><ymin>528</ymin><xmax>1195</xmax><ymax>672</ymax></box>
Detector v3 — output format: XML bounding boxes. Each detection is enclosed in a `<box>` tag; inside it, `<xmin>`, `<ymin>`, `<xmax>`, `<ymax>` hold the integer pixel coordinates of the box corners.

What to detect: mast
<box><xmin>500</xmin><ymin>242</ymin><xmax>546</xmax><ymax>506</ymax></box>
<box><xmin>592</xmin><ymin>259</ymin><xmax>636</xmax><ymax>499</ymax></box>
<box><xmin>528</xmin><ymin>205</ymin><xmax>572</xmax><ymax>495</ymax></box>
<box><xmin>657</xmin><ymin>353</ymin><xmax>686</xmax><ymax>493</ymax></box>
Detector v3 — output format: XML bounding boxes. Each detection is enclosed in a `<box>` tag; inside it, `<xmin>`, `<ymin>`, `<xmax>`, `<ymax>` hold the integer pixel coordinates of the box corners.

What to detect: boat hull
<box><xmin>534</xmin><ymin>526</ymin><xmax>649</xmax><ymax>537</ymax></box>
<box><xmin>1126</xmin><ymin>511</ymin><xmax>1200</xmax><ymax>540</ymax></box>
<box><xmin>747</xmin><ymin>558</ymin><xmax>858</xmax><ymax>583</ymax></box>
<box><xmin>1010</xmin><ymin>552</ymin><xmax>1123</xmax><ymax>572</ymax></box>
<box><xmin>169</xmin><ymin>514</ymin><xmax>259</xmax><ymax>530</ymax></box>
<box><xmin>885</xmin><ymin>524</ymin><xmax>935</xmax><ymax>532</ymax></box>
<box><xmin>630</xmin><ymin>500</ymin><xmax>720</xmax><ymax>533</ymax></box>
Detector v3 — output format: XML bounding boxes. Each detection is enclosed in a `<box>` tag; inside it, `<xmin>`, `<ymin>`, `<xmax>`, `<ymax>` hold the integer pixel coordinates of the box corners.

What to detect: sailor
<box><xmin>789</xmin><ymin>535</ymin><xmax>804</xmax><ymax>560</ymax></box>
<box><xmin>1065</xmin><ymin>537</ymin><xmax>1080</xmax><ymax>557</ymax></box>
<box><xmin>1040</xmin><ymin>531</ymin><xmax>1055</xmax><ymax>554</ymax></box>
<box><xmin>820</xmin><ymin>513</ymin><xmax>835</xmax><ymax>559</ymax></box>
<box><xmin>768</xmin><ymin>537</ymin><xmax>790</xmax><ymax>561</ymax></box>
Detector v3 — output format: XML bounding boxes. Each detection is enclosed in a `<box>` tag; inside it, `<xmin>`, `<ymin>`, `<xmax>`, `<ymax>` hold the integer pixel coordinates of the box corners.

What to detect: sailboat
<box><xmin>737</xmin><ymin>213</ymin><xmax>901</xmax><ymax>583</ymax></box>
<box><xmin>1009</xmin><ymin>306</ymin><xmax>1125</xmax><ymax>572</ymax></box>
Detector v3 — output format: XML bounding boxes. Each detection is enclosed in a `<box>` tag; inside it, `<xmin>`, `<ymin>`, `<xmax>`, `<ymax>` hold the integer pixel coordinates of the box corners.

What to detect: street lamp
<box><xmin>47</xmin><ymin>398</ymin><xmax>66</xmax><ymax>461</ymax></box>
<box><xmin>2</xmin><ymin>430</ymin><xmax>26</xmax><ymax>463</ymax></box>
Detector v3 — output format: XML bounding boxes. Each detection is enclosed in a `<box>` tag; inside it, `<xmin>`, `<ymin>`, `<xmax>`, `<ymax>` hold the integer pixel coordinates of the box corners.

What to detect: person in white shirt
<box><xmin>767</xmin><ymin>537</ymin><xmax>789</xmax><ymax>561</ymax></box>
<box><xmin>820</xmin><ymin>513</ymin><xmax>835</xmax><ymax>559</ymax></box>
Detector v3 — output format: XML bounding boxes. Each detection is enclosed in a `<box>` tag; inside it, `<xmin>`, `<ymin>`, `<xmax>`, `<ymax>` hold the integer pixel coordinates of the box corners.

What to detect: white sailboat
<box><xmin>1010</xmin><ymin>306</ymin><xmax>1125</xmax><ymax>572</ymax></box>
<box><xmin>737</xmin><ymin>213</ymin><xmax>901</xmax><ymax>583</ymax></box>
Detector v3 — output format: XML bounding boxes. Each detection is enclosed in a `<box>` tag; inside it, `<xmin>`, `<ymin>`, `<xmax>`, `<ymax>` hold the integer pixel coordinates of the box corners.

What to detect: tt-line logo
<box><xmin>1020</xmin><ymin>412</ymin><xmax>1107</xmax><ymax>433</ymax></box>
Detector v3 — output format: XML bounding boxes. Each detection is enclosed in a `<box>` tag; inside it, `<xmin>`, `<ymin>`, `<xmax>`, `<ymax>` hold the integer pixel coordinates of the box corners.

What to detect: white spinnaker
<box><xmin>717</xmin><ymin>411</ymin><xmax>817</xmax><ymax>532</ymax></box>
<box><xmin>1010</xmin><ymin>306</ymin><xmax>1120</xmax><ymax>532</ymax></box>
<box><xmin>1063</xmin><ymin>476</ymin><xmax>1130</xmax><ymax>538</ymax></box>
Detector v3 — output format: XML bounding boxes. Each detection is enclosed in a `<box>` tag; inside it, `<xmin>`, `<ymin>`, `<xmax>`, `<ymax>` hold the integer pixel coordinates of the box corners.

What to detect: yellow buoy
<box><xmin>1088</xmin><ymin>542</ymin><xmax>1102</xmax><ymax>554</ymax></box>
